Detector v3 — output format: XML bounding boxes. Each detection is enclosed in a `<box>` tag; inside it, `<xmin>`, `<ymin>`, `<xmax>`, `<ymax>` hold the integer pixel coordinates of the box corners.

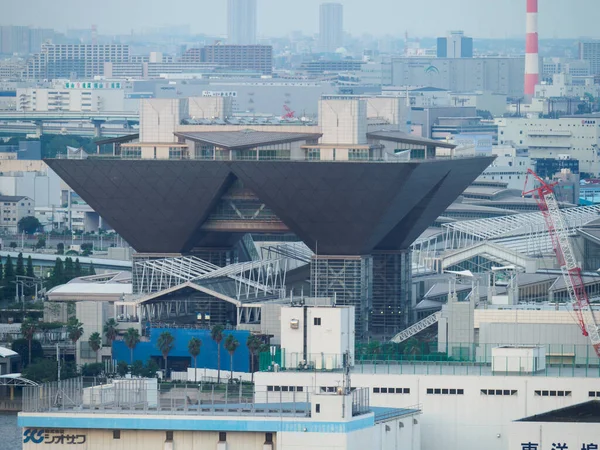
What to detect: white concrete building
<box><xmin>477</xmin><ymin>146</ymin><xmax>533</xmax><ymax>190</ymax></box>
<box><xmin>448</xmin><ymin>91</ymin><xmax>508</xmax><ymax>117</ymax></box>
<box><xmin>496</xmin><ymin>116</ymin><xmax>600</xmax><ymax>175</ymax></box>
<box><xmin>17</xmin><ymin>81</ymin><xmax>127</xmax><ymax>112</ymax></box>
<box><xmin>535</xmin><ymin>74</ymin><xmax>600</xmax><ymax>99</ymax></box>
<box><xmin>139</xmin><ymin>98</ymin><xmax>189</xmax><ymax>143</ymax></box>
<box><xmin>0</xmin><ymin>195</ymin><xmax>33</xmax><ymax>232</ymax></box>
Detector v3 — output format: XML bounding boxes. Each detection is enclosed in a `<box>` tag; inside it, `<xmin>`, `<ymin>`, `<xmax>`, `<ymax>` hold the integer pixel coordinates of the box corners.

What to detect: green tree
<box><xmin>88</xmin><ymin>332</ymin><xmax>102</xmax><ymax>363</ymax></box>
<box><xmin>66</xmin><ymin>317</ymin><xmax>84</xmax><ymax>344</ymax></box>
<box><xmin>9</xmin><ymin>242</ymin><xmax>17</xmax><ymax>250</ymax></box>
<box><xmin>123</xmin><ymin>327</ymin><xmax>140</xmax><ymax>364</ymax></box>
<box><xmin>88</xmin><ymin>263</ymin><xmax>96</xmax><ymax>275</ymax></box>
<box><xmin>103</xmin><ymin>318</ymin><xmax>118</xmax><ymax>349</ymax></box>
<box><xmin>131</xmin><ymin>360</ymin><xmax>144</xmax><ymax>377</ymax></box>
<box><xmin>17</xmin><ymin>216</ymin><xmax>41</xmax><ymax>235</ymax></box>
<box><xmin>35</xmin><ymin>237</ymin><xmax>46</xmax><ymax>249</ymax></box>
<box><xmin>56</xmin><ymin>243</ymin><xmax>64</xmax><ymax>255</ymax></box>
<box><xmin>16</xmin><ymin>252</ymin><xmax>24</xmax><ymax>277</ymax></box>
<box><xmin>26</xmin><ymin>256</ymin><xmax>34</xmax><ymax>278</ymax></box>
<box><xmin>211</xmin><ymin>324</ymin><xmax>224</xmax><ymax>383</ymax></box>
<box><xmin>224</xmin><ymin>334</ymin><xmax>239</xmax><ymax>382</ymax></box>
<box><xmin>11</xmin><ymin>338</ymin><xmax>43</xmax><ymax>366</ymax></box>
<box><xmin>80</xmin><ymin>243</ymin><xmax>93</xmax><ymax>256</ymax></box>
<box><xmin>64</xmin><ymin>257</ymin><xmax>74</xmax><ymax>281</ymax></box>
<box><xmin>22</xmin><ymin>358</ymin><xmax>58</xmax><ymax>383</ymax></box>
<box><xmin>187</xmin><ymin>337</ymin><xmax>202</xmax><ymax>383</ymax></box>
<box><xmin>4</xmin><ymin>254</ymin><xmax>15</xmax><ymax>300</ymax></box>
<box><xmin>157</xmin><ymin>331</ymin><xmax>175</xmax><ymax>375</ymax></box>
<box><xmin>49</xmin><ymin>258</ymin><xmax>64</xmax><ymax>288</ymax></box>
<box><xmin>20</xmin><ymin>319</ymin><xmax>38</xmax><ymax>365</ymax></box>
<box><xmin>116</xmin><ymin>360</ymin><xmax>129</xmax><ymax>377</ymax></box>
<box><xmin>403</xmin><ymin>338</ymin><xmax>422</xmax><ymax>358</ymax></box>
<box><xmin>81</xmin><ymin>363</ymin><xmax>103</xmax><ymax>377</ymax></box>
<box><xmin>246</xmin><ymin>334</ymin><xmax>262</xmax><ymax>383</ymax></box>
<box><xmin>74</xmin><ymin>258</ymin><xmax>82</xmax><ymax>277</ymax></box>
<box><xmin>143</xmin><ymin>359</ymin><xmax>160</xmax><ymax>378</ymax></box>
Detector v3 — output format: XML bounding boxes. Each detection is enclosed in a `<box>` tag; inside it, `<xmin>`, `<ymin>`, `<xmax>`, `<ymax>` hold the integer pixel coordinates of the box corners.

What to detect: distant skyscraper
<box><xmin>319</xmin><ymin>3</ymin><xmax>343</xmax><ymax>53</ymax></box>
<box><xmin>227</xmin><ymin>0</ymin><xmax>257</xmax><ymax>45</ymax></box>
<box><xmin>579</xmin><ymin>41</ymin><xmax>600</xmax><ymax>76</ymax></box>
<box><xmin>436</xmin><ymin>31</ymin><xmax>473</xmax><ymax>58</ymax></box>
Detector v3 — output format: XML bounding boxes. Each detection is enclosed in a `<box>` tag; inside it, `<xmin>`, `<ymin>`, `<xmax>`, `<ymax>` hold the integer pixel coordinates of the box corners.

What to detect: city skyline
<box><xmin>2</xmin><ymin>0</ymin><xmax>599</xmax><ymax>40</ymax></box>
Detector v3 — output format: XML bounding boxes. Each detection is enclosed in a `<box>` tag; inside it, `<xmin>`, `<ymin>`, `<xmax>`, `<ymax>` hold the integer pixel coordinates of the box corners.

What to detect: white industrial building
<box><xmin>16</xmin><ymin>81</ymin><xmax>133</xmax><ymax>112</ymax></box>
<box><xmin>496</xmin><ymin>116</ymin><xmax>600</xmax><ymax>175</ymax></box>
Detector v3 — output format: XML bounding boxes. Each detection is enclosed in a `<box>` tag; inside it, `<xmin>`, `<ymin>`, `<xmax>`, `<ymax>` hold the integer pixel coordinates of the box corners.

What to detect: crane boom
<box><xmin>524</xmin><ymin>169</ymin><xmax>600</xmax><ymax>357</ymax></box>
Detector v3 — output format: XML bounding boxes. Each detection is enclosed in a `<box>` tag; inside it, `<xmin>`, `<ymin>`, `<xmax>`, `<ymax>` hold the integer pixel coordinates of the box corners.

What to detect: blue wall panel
<box><xmin>112</xmin><ymin>328</ymin><xmax>250</xmax><ymax>372</ymax></box>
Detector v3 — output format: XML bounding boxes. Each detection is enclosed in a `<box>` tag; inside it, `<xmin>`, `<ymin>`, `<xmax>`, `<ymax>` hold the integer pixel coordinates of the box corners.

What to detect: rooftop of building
<box><xmin>174</xmin><ymin>130</ymin><xmax>322</xmax><ymax>149</ymax></box>
<box><xmin>518</xmin><ymin>400</ymin><xmax>600</xmax><ymax>423</ymax></box>
<box><xmin>0</xmin><ymin>195</ymin><xmax>28</xmax><ymax>202</ymax></box>
<box><xmin>367</xmin><ymin>130</ymin><xmax>456</xmax><ymax>149</ymax></box>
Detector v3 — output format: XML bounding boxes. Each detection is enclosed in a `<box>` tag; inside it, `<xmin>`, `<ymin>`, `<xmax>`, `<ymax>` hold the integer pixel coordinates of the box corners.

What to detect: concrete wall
<box><xmin>255</xmin><ymin>371</ymin><xmax>600</xmax><ymax>450</ymax></box>
<box><xmin>319</xmin><ymin>99</ymin><xmax>367</xmax><ymax>145</ymax></box>
<box><xmin>509</xmin><ymin>420</ymin><xmax>600</xmax><ymax>450</ymax></box>
<box><xmin>140</xmin><ymin>98</ymin><xmax>189</xmax><ymax>143</ymax></box>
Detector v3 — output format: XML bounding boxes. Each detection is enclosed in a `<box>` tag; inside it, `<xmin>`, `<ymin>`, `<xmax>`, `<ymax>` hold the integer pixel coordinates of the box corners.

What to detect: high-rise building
<box><xmin>436</xmin><ymin>31</ymin><xmax>473</xmax><ymax>58</ymax></box>
<box><xmin>0</xmin><ymin>26</ymin><xmax>30</xmax><ymax>55</ymax></box>
<box><xmin>227</xmin><ymin>0</ymin><xmax>257</xmax><ymax>45</ymax></box>
<box><xmin>25</xmin><ymin>43</ymin><xmax>130</xmax><ymax>79</ymax></box>
<box><xmin>579</xmin><ymin>40</ymin><xmax>600</xmax><ymax>75</ymax></box>
<box><xmin>201</xmin><ymin>45</ymin><xmax>273</xmax><ymax>75</ymax></box>
<box><xmin>319</xmin><ymin>3</ymin><xmax>344</xmax><ymax>53</ymax></box>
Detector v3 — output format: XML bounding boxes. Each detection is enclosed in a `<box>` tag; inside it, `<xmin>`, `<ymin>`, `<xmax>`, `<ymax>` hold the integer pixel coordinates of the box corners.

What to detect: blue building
<box><xmin>112</xmin><ymin>328</ymin><xmax>251</xmax><ymax>373</ymax></box>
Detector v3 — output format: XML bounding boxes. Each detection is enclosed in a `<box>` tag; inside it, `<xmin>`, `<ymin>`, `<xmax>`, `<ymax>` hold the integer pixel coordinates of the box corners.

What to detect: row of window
<box><xmin>426</xmin><ymin>388</ymin><xmax>464</xmax><ymax>395</ymax></box>
<box><xmin>588</xmin><ymin>391</ymin><xmax>600</xmax><ymax>397</ymax></box>
<box><xmin>534</xmin><ymin>390</ymin><xmax>571</xmax><ymax>397</ymax></box>
<box><xmin>373</xmin><ymin>387</ymin><xmax>410</xmax><ymax>394</ymax></box>
<box><xmin>266</xmin><ymin>386</ymin><xmax>304</xmax><ymax>392</ymax></box>
<box><xmin>481</xmin><ymin>389</ymin><xmax>518</xmax><ymax>396</ymax></box>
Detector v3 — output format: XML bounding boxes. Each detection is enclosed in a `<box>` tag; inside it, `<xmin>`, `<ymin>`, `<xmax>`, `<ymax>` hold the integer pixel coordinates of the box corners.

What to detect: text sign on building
<box><xmin>201</xmin><ymin>91</ymin><xmax>237</xmax><ymax>97</ymax></box>
<box><xmin>23</xmin><ymin>429</ymin><xmax>86</xmax><ymax>445</ymax></box>
<box><xmin>582</xmin><ymin>120</ymin><xmax>596</xmax><ymax>125</ymax></box>
<box><xmin>522</xmin><ymin>442</ymin><xmax>597</xmax><ymax>450</ymax></box>
<box><xmin>64</xmin><ymin>82</ymin><xmax>122</xmax><ymax>89</ymax></box>
<box><xmin>454</xmin><ymin>134</ymin><xmax>493</xmax><ymax>153</ymax></box>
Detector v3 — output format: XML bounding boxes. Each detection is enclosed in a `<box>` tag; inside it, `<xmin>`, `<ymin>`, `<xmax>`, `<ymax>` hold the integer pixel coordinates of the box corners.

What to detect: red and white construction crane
<box><xmin>282</xmin><ymin>105</ymin><xmax>295</xmax><ymax>119</ymax></box>
<box><xmin>523</xmin><ymin>169</ymin><xmax>600</xmax><ymax>357</ymax></box>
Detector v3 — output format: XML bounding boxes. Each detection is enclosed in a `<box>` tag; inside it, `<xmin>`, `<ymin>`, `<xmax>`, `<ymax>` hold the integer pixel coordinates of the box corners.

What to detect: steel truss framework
<box><xmin>127</xmin><ymin>256</ymin><xmax>287</xmax><ymax>326</ymax></box>
<box><xmin>442</xmin><ymin>205</ymin><xmax>600</xmax><ymax>253</ymax></box>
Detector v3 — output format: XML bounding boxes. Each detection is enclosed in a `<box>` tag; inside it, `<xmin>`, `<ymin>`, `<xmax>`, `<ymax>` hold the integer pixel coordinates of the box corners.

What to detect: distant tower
<box><xmin>91</xmin><ymin>25</ymin><xmax>98</xmax><ymax>45</ymax></box>
<box><xmin>319</xmin><ymin>3</ymin><xmax>343</xmax><ymax>53</ymax></box>
<box><xmin>524</xmin><ymin>0</ymin><xmax>539</xmax><ymax>100</ymax></box>
<box><xmin>227</xmin><ymin>0</ymin><xmax>257</xmax><ymax>45</ymax></box>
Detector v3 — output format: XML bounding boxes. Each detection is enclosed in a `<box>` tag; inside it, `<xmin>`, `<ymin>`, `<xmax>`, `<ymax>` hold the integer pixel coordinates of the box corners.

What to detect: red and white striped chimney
<box><xmin>524</xmin><ymin>0</ymin><xmax>539</xmax><ymax>99</ymax></box>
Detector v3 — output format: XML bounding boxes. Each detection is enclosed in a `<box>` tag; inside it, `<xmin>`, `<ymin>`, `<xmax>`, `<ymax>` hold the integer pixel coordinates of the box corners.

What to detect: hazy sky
<box><xmin>2</xmin><ymin>0</ymin><xmax>599</xmax><ymax>39</ymax></box>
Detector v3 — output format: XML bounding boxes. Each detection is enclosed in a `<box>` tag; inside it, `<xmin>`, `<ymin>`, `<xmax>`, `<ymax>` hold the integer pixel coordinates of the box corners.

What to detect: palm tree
<box><xmin>187</xmin><ymin>337</ymin><xmax>202</xmax><ymax>383</ymax></box>
<box><xmin>103</xmin><ymin>318</ymin><xmax>118</xmax><ymax>349</ymax></box>
<box><xmin>211</xmin><ymin>324</ymin><xmax>224</xmax><ymax>383</ymax></box>
<box><xmin>224</xmin><ymin>334</ymin><xmax>239</xmax><ymax>382</ymax></box>
<box><xmin>88</xmin><ymin>332</ymin><xmax>102</xmax><ymax>363</ymax></box>
<box><xmin>403</xmin><ymin>338</ymin><xmax>422</xmax><ymax>359</ymax></box>
<box><xmin>157</xmin><ymin>331</ymin><xmax>175</xmax><ymax>376</ymax></box>
<box><xmin>123</xmin><ymin>328</ymin><xmax>140</xmax><ymax>365</ymax></box>
<box><xmin>20</xmin><ymin>319</ymin><xmax>37</xmax><ymax>365</ymax></box>
<box><xmin>246</xmin><ymin>334</ymin><xmax>261</xmax><ymax>383</ymax></box>
<box><xmin>67</xmin><ymin>317</ymin><xmax>84</xmax><ymax>344</ymax></box>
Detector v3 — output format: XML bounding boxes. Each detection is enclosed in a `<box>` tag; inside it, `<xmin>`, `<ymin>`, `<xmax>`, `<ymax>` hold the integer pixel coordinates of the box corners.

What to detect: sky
<box><xmin>2</xmin><ymin>0</ymin><xmax>599</xmax><ymax>39</ymax></box>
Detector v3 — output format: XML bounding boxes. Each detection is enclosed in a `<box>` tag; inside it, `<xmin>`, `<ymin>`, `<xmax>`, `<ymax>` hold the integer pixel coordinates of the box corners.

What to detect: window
<box><xmin>427</xmin><ymin>388</ymin><xmax>463</xmax><ymax>395</ymax></box>
<box><xmin>590</xmin><ymin>391</ymin><xmax>600</xmax><ymax>397</ymax></box>
<box><xmin>534</xmin><ymin>390</ymin><xmax>571</xmax><ymax>397</ymax></box>
<box><xmin>219</xmin><ymin>432</ymin><xmax>227</xmax><ymax>442</ymax></box>
<box><xmin>373</xmin><ymin>387</ymin><xmax>380</xmax><ymax>393</ymax></box>
<box><xmin>166</xmin><ymin>431</ymin><xmax>173</xmax><ymax>442</ymax></box>
<box><xmin>315</xmin><ymin>404</ymin><xmax>321</xmax><ymax>413</ymax></box>
<box><xmin>267</xmin><ymin>386</ymin><xmax>274</xmax><ymax>392</ymax></box>
<box><xmin>265</xmin><ymin>433</ymin><xmax>273</xmax><ymax>444</ymax></box>
<box><xmin>113</xmin><ymin>430</ymin><xmax>120</xmax><ymax>439</ymax></box>
<box><xmin>481</xmin><ymin>389</ymin><xmax>517</xmax><ymax>396</ymax></box>
<box><xmin>313</xmin><ymin>317</ymin><xmax>321</xmax><ymax>326</ymax></box>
